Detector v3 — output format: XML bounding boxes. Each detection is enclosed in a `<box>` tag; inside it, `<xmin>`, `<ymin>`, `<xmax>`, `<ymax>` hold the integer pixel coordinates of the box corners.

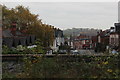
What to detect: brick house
<box><xmin>73</xmin><ymin>34</ymin><xmax>92</xmax><ymax>50</ymax></box>
<box><xmin>109</xmin><ymin>23</ymin><xmax>120</xmax><ymax>51</ymax></box>
<box><xmin>95</xmin><ymin>30</ymin><xmax>110</xmax><ymax>52</ymax></box>
<box><xmin>109</xmin><ymin>32</ymin><xmax>120</xmax><ymax>47</ymax></box>
<box><xmin>91</xmin><ymin>36</ymin><xmax>98</xmax><ymax>49</ymax></box>
<box><xmin>64</xmin><ymin>36</ymin><xmax>74</xmax><ymax>49</ymax></box>
<box><xmin>97</xmin><ymin>30</ymin><xmax>109</xmax><ymax>45</ymax></box>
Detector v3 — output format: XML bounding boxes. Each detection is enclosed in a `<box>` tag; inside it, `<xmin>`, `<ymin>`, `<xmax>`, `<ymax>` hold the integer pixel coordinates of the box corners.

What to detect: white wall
<box><xmin>51</xmin><ymin>37</ymin><xmax>64</xmax><ymax>52</ymax></box>
<box><xmin>109</xmin><ymin>34</ymin><xmax>119</xmax><ymax>46</ymax></box>
<box><xmin>98</xmin><ymin>36</ymin><xmax>101</xmax><ymax>43</ymax></box>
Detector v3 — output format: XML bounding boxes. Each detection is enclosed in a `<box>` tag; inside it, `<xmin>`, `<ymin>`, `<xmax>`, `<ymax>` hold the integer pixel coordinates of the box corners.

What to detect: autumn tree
<box><xmin>2</xmin><ymin>6</ymin><xmax>17</xmax><ymax>29</ymax></box>
<box><xmin>2</xmin><ymin>5</ymin><xmax>55</xmax><ymax>47</ymax></box>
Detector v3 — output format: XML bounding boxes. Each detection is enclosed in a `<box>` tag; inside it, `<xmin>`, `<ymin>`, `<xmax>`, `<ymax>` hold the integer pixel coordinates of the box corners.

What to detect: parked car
<box><xmin>71</xmin><ymin>50</ymin><xmax>79</xmax><ymax>54</ymax></box>
<box><xmin>58</xmin><ymin>50</ymin><xmax>67</xmax><ymax>54</ymax></box>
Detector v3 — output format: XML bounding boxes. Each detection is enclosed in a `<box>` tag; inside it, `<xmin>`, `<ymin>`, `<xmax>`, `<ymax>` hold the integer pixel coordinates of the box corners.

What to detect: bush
<box><xmin>2</xmin><ymin>40</ymin><xmax>45</xmax><ymax>54</ymax></box>
<box><xmin>3</xmin><ymin>54</ymin><xmax>119</xmax><ymax>78</ymax></box>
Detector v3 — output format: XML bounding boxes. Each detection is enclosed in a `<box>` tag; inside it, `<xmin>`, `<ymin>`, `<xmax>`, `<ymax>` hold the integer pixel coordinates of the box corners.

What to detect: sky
<box><xmin>1</xmin><ymin>2</ymin><xmax>118</xmax><ymax>30</ymax></box>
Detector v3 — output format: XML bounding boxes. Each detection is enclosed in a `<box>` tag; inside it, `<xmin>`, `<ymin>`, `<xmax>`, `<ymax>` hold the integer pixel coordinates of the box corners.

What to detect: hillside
<box><xmin>63</xmin><ymin>28</ymin><xmax>100</xmax><ymax>37</ymax></box>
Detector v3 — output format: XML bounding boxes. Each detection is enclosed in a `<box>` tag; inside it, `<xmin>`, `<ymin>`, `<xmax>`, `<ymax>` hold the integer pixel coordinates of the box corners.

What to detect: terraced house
<box><xmin>73</xmin><ymin>34</ymin><xmax>92</xmax><ymax>50</ymax></box>
<box><xmin>2</xmin><ymin>24</ymin><xmax>36</xmax><ymax>48</ymax></box>
<box><xmin>109</xmin><ymin>23</ymin><xmax>120</xmax><ymax>50</ymax></box>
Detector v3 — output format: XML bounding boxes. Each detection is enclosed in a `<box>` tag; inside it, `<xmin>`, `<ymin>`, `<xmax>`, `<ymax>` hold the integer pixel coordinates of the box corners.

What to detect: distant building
<box><xmin>73</xmin><ymin>34</ymin><xmax>92</xmax><ymax>50</ymax></box>
<box><xmin>65</xmin><ymin>36</ymin><xmax>74</xmax><ymax>49</ymax></box>
<box><xmin>109</xmin><ymin>32</ymin><xmax>120</xmax><ymax>47</ymax></box>
<box><xmin>97</xmin><ymin>30</ymin><xmax>109</xmax><ymax>45</ymax></box>
<box><xmin>51</xmin><ymin>28</ymin><xmax>64</xmax><ymax>52</ymax></box>
<box><xmin>95</xmin><ymin>25</ymin><xmax>120</xmax><ymax>52</ymax></box>
<box><xmin>95</xmin><ymin>2</ymin><xmax>120</xmax><ymax>52</ymax></box>
<box><xmin>95</xmin><ymin>30</ymin><xmax>110</xmax><ymax>52</ymax></box>
<box><xmin>91</xmin><ymin>36</ymin><xmax>98</xmax><ymax>49</ymax></box>
<box><xmin>115</xmin><ymin>23</ymin><xmax>120</xmax><ymax>33</ymax></box>
<box><xmin>108</xmin><ymin>2</ymin><xmax>120</xmax><ymax>51</ymax></box>
<box><xmin>109</xmin><ymin>23</ymin><xmax>120</xmax><ymax>49</ymax></box>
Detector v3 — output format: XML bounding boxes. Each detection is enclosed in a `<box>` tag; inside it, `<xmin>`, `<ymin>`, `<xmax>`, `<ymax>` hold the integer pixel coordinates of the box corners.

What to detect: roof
<box><xmin>110</xmin><ymin>32</ymin><xmax>120</xmax><ymax>35</ymax></box>
<box><xmin>114</xmin><ymin>23</ymin><xmax>120</xmax><ymax>27</ymax></box>
<box><xmin>54</xmin><ymin>29</ymin><xmax>64</xmax><ymax>37</ymax></box>
<box><xmin>97</xmin><ymin>30</ymin><xmax>110</xmax><ymax>37</ymax></box>
<box><xmin>15</xmin><ymin>30</ymin><xmax>22</xmax><ymax>35</ymax></box>
<box><xmin>80</xmin><ymin>38</ymin><xmax>90</xmax><ymax>40</ymax></box>
<box><xmin>2</xmin><ymin>29</ymin><xmax>13</xmax><ymax>37</ymax></box>
<box><xmin>74</xmin><ymin>38</ymin><xmax>90</xmax><ymax>41</ymax></box>
<box><xmin>2</xmin><ymin>28</ymin><xmax>29</xmax><ymax>37</ymax></box>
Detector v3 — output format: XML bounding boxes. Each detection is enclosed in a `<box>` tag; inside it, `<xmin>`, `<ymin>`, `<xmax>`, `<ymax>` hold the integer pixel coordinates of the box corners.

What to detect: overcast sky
<box><xmin>1</xmin><ymin>2</ymin><xmax>118</xmax><ymax>30</ymax></box>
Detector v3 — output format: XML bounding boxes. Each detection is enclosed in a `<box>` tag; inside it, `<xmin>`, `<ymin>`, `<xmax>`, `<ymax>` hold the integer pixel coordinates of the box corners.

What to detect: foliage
<box><xmin>2</xmin><ymin>54</ymin><xmax>120</xmax><ymax>78</ymax></box>
<box><xmin>2</xmin><ymin>45</ymin><xmax>21</xmax><ymax>54</ymax></box>
<box><xmin>2</xmin><ymin>71</ymin><xmax>16</xmax><ymax>78</ymax></box>
<box><xmin>95</xmin><ymin>43</ymin><xmax>106</xmax><ymax>52</ymax></box>
<box><xmin>2</xmin><ymin>45</ymin><xmax>11</xmax><ymax>54</ymax></box>
<box><xmin>2</xmin><ymin>5</ymin><xmax>55</xmax><ymax>47</ymax></box>
<box><xmin>59</xmin><ymin>44</ymin><xmax>71</xmax><ymax>54</ymax></box>
<box><xmin>16</xmin><ymin>45</ymin><xmax>26</xmax><ymax>51</ymax></box>
<box><xmin>24</xmin><ymin>39</ymin><xmax>45</xmax><ymax>54</ymax></box>
<box><xmin>2</xmin><ymin>40</ymin><xmax>44</xmax><ymax>54</ymax></box>
<box><xmin>63</xmin><ymin>28</ymin><xmax>100</xmax><ymax>37</ymax></box>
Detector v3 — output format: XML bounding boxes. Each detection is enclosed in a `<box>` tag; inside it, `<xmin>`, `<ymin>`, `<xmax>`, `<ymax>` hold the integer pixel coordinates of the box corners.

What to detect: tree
<box><xmin>2</xmin><ymin>5</ymin><xmax>55</xmax><ymax>48</ymax></box>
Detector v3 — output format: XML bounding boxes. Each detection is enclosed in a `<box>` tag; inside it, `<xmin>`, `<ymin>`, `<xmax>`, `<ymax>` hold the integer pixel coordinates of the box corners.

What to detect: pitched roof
<box><xmin>2</xmin><ymin>29</ymin><xmax>13</xmax><ymax>37</ymax></box>
<box><xmin>54</xmin><ymin>29</ymin><xmax>64</xmax><ymax>37</ymax></box>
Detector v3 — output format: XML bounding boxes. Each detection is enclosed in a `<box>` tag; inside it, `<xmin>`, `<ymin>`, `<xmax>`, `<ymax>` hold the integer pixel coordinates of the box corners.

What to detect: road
<box><xmin>78</xmin><ymin>49</ymin><xmax>103</xmax><ymax>55</ymax></box>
